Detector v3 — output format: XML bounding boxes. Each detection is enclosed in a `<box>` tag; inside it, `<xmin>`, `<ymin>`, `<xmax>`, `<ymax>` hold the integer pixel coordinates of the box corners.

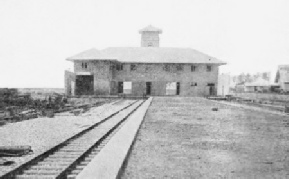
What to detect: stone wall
<box><xmin>74</xmin><ymin>61</ymin><xmax>112</xmax><ymax>95</ymax></box>
<box><xmin>69</xmin><ymin>61</ymin><xmax>220</xmax><ymax>96</ymax></box>
<box><xmin>141</xmin><ymin>32</ymin><xmax>160</xmax><ymax>47</ymax></box>
<box><xmin>113</xmin><ymin>63</ymin><xmax>219</xmax><ymax>96</ymax></box>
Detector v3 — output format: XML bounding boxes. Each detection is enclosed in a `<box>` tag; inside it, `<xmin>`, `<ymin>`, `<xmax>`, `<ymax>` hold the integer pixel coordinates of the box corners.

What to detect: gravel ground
<box><xmin>221</xmin><ymin>100</ymin><xmax>286</xmax><ymax>113</ymax></box>
<box><xmin>122</xmin><ymin>97</ymin><xmax>289</xmax><ymax>179</ymax></box>
<box><xmin>0</xmin><ymin>100</ymin><xmax>134</xmax><ymax>175</ymax></box>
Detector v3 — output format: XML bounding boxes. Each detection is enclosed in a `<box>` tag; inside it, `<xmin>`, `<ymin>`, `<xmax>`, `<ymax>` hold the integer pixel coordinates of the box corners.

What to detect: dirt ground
<box><xmin>122</xmin><ymin>97</ymin><xmax>289</xmax><ymax>179</ymax></box>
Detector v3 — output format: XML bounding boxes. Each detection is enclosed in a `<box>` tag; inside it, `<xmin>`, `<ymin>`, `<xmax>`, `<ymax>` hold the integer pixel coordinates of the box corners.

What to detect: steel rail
<box><xmin>0</xmin><ymin>100</ymin><xmax>142</xmax><ymax>179</ymax></box>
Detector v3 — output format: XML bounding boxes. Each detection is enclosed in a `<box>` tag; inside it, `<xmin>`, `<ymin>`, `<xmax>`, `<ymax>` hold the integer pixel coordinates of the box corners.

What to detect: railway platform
<box><xmin>76</xmin><ymin>97</ymin><xmax>152</xmax><ymax>179</ymax></box>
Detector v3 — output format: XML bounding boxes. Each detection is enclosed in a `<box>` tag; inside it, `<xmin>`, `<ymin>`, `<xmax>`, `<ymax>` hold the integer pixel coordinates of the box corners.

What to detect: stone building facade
<box><xmin>65</xmin><ymin>26</ymin><xmax>226</xmax><ymax>96</ymax></box>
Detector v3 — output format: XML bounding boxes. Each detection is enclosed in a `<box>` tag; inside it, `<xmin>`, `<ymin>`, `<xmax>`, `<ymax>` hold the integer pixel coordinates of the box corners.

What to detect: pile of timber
<box><xmin>0</xmin><ymin>146</ymin><xmax>33</xmax><ymax>157</ymax></box>
<box><xmin>207</xmin><ymin>96</ymin><xmax>227</xmax><ymax>101</ymax></box>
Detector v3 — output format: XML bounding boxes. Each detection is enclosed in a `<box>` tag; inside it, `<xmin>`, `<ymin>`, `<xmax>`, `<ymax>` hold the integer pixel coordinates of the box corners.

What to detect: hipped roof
<box><xmin>245</xmin><ymin>78</ymin><xmax>271</xmax><ymax>87</ymax></box>
<box><xmin>278</xmin><ymin>65</ymin><xmax>289</xmax><ymax>70</ymax></box>
<box><xmin>67</xmin><ymin>47</ymin><xmax>226</xmax><ymax>65</ymax></box>
<box><xmin>139</xmin><ymin>25</ymin><xmax>162</xmax><ymax>33</ymax></box>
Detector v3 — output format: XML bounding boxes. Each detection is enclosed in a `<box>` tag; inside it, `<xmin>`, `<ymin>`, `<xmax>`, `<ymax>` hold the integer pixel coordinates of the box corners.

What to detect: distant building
<box><xmin>235</xmin><ymin>82</ymin><xmax>246</xmax><ymax>93</ymax></box>
<box><xmin>217</xmin><ymin>73</ymin><xmax>234</xmax><ymax>96</ymax></box>
<box><xmin>65</xmin><ymin>25</ymin><xmax>226</xmax><ymax>96</ymax></box>
<box><xmin>275</xmin><ymin>65</ymin><xmax>289</xmax><ymax>92</ymax></box>
<box><xmin>244</xmin><ymin>78</ymin><xmax>270</xmax><ymax>92</ymax></box>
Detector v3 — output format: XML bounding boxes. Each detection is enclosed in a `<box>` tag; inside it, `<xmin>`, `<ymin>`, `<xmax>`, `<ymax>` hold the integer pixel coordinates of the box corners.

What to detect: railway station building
<box><xmin>65</xmin><ymin>25</ymin><xmax>226</xmax><ymax>96</ymax></box>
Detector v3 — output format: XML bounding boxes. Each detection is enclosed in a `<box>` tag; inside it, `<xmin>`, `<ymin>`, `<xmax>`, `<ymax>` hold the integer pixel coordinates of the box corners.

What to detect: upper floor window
<box><xmin>191</xmin><ymin>65</ymin><xmax>196</xmax><ymax>72</ymax></box>
<box><xmin>176</xmin><ymin>64</ymin><xmax>183</xmax><ymax>71</ymax></box>
<box><xmin>163</xmin><ymin>64</ymin><xmax>170</xmax><ymax>72</ymax></box>
<box><xmin>81</xmin><ymin>62</ymin><xmax>88</xmax><ymax>69</ymax></box>
<box><xmin>191</xmin><ymin>82</ymin><xmax>198</xmax><ymax>86</ymax></box>
<box><xmin>116</xmin><ymin>64</ymin><xmax>123</xmax><ymax>71</ymax></box>
<box><xmin>145</xmin><ymin>65</ymin><xmax>151</xmax><ymax>72</ymax></box>
<box><xmin>110</xmin><ymin>64</ymin><xmax>115</xmax><ymax>70</ymax></box>
<box><xmin>130</xmin><ymin>64</ymin><xmax>137</xmax><ymax>71</ymax></box>
<box><xmin>163</xmin><ymin>64</ymin><xmax>184</xmax><ymax>72</ymax></box>
<box><xmin>207</xmin><ymin>65</ymin><xmax>212</xmax><ymax>72</ymax></box>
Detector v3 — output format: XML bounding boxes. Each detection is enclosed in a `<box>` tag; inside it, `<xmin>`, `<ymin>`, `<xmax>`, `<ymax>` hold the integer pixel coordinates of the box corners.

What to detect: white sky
<box><xmin>0</xmin><ymin>0</ymin><xmax>289</xmax><ymax>88</ymax></box>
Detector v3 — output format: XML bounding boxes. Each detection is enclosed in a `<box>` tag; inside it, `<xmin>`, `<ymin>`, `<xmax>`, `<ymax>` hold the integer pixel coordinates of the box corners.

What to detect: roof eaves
<box><xmin>139</xmin><ymin>25</ymin><xmax>162</xmax><ymax>33</ymax></box>
<box><xmin>66</xmin><ymin>58</ymin><xmax>119</xmax><ymax>62</ymax></box>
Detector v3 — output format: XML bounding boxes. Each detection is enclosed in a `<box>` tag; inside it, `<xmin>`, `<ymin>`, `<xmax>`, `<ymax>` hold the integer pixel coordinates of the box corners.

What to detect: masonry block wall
<box><xmin>74</xmin><ymin>61</ymin><xmax>112</xmax><ymax>95</ymax></box>
<box><xmin>114</xmin><ymin>63</ymin><xmax>218</xmax><ymax>96</ymax></box>
<box><xmin>71</xmin><ymin>60</ymin><xmax>219</xmax><ymax>96</ymax></box>
<box><xmin>141</xmin><ymin>32</ymin><xmax>160</xmax><ymax>47</ymax></box>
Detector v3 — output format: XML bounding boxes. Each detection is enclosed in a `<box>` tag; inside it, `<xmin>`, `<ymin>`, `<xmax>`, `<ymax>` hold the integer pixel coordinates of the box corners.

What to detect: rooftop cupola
<box><xmin>139</xmin><ymin>25</ymin><xmax>162</xmax><ymax>47</ymax></box>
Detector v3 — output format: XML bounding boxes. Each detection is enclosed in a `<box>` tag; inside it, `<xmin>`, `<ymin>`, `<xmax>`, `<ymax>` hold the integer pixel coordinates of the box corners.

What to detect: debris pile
<box><xmin>0</xmin><ymin>146</ymin><xmax>33</xmax><ymax>157</ymax></box>
<box><xmin>0</xmin><ymin>88</ymin><xmax>110</xmax><ymax>124</ymax></box>
<box><xmin>0</xmin><ymin>88</ymin><xmax>68</xmax><ymax>123</ymax></box>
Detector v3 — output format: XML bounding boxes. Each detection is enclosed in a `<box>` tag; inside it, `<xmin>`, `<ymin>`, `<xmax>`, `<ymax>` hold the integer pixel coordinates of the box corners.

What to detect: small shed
<box><xmin>235</xmin><ymin>82</ymin><xmax>246</xmax><ymax>93</ymax></box>
<box><xmin>245</xmin><ymin>78</ymin><xmax>270</xmax><ymax>92</ymax></box>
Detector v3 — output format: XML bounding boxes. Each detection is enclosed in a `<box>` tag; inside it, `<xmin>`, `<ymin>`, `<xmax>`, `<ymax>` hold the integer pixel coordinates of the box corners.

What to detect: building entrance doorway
<box><xmin>176</xmin><ymin>82</ymin><xmax>180</xmax><ymax>95</ymax></box>
<box><xmin>208</xmin><ymin>83</ymin><xmax>215</xmax><ymax>95</ymax></box>
<box><xmin>146</xmin><ymin>82</ymin><xmax>152</xmax><ymax>95</ymax></box>
<box><xmin>75</xmin><ymin>75</ymin><xmax>94</xmax><ymax>95</ymax></box>
<box><xmin>118</xmin><ymin>82</ymin><xmax>123</xmax><ymax>93</ymax></box>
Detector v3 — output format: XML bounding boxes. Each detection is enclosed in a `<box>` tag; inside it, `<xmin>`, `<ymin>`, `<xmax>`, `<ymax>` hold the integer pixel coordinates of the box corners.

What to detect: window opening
<box><xmin>130</xmin><ymin>64</ymin><xmax>137</xmax><ymax>71</ymax></box>
<box><xmin>176</xmin><ymin>64</ymin><xmax>183</xmax><ymax>71</ymax></box>
<box><xmin>191</xmin><ymin>65</ymin><xmax>196</xmax><ymax>72</ymax></box>
<box><xmin>191</xmin><ymin>82</ymin><xmax>197</xmax><ymax>86</ymax></box>
<box><xmin>176</xmin><ymin>82</ymin><xmax>180</xmax><ymax>95</ymax></box>
<box><xmin>116</xmin><ymin>64</ymin><xmax>123</xmax><ymax>71</ymax></box>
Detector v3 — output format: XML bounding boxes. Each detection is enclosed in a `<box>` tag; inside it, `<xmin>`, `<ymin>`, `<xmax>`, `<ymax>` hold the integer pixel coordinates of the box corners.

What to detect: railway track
<box><xmin>0</xmin><ymin>99</ymin><xmax>145</xmax><ymax>179</ymax></box>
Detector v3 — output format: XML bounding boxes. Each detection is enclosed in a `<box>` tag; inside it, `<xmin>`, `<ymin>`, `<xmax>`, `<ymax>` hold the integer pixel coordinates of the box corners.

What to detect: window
<box><xmin>81</xmin><ymin>62</ymin><xmax>88</xmax><ymax>69</ymax></box>
<box><xmin>163</xmin><ymin>64</ymin><xmax>170</xmax><ymax>72</ymax></box>
<box><xmin>110</xmin><ymin>64</ymin><xmax>115</xmax><ymax>70</ymax></box>
<box><xmin>176</xmin><ymin>64</ymin><xmax>183</xmax><ymax>71</ymax></box>
<box><xmin>116</xmin><ymin>64</ymin><xmax>123</xmax><ymax>71</ymax></box>
<box><xmin>118</xmin><ymin>82</ymin><xmax>123</xmax><ymax>93</ymax></box>
<box><xmin>145</xmin><ymin>65</ymin><xmax>151</xmax><ymax>72</ymax></box>
<box><xmin>191</xmin><ymin>65</ymin><xmax>196</xmax><ymax>72</ymax></box>
<box><xmin>130</xmin><ymin>64</ymin><xmax>137</xmax><ymax>71</ymax></box>
<box><xmin>163</xmin><ymin>64</ymin><xmax>184</xmax><ymax>72</ymax></box>
<box><xmin>207</xmin><ymin>65</ymin><xmax>212</xmax><ymax>72</ymax></box>
<box><xmin>191</xmin><ymin>82</ymin><xmax>197</xmax><ymax>86</ymax></box>
<box><xmin>176</xmin><ymin>82</ymin><xmax>180</xmax><ymax>95</ymax></box>
<box><xmin>123</xmin><ymin>81</ymin><xmax>132</xmax><ymax>94</ymax></box>
<box><xmin>146</xmin><ymin>82</ymin><xmax>152</xmax><ymax>95</ymax></box>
